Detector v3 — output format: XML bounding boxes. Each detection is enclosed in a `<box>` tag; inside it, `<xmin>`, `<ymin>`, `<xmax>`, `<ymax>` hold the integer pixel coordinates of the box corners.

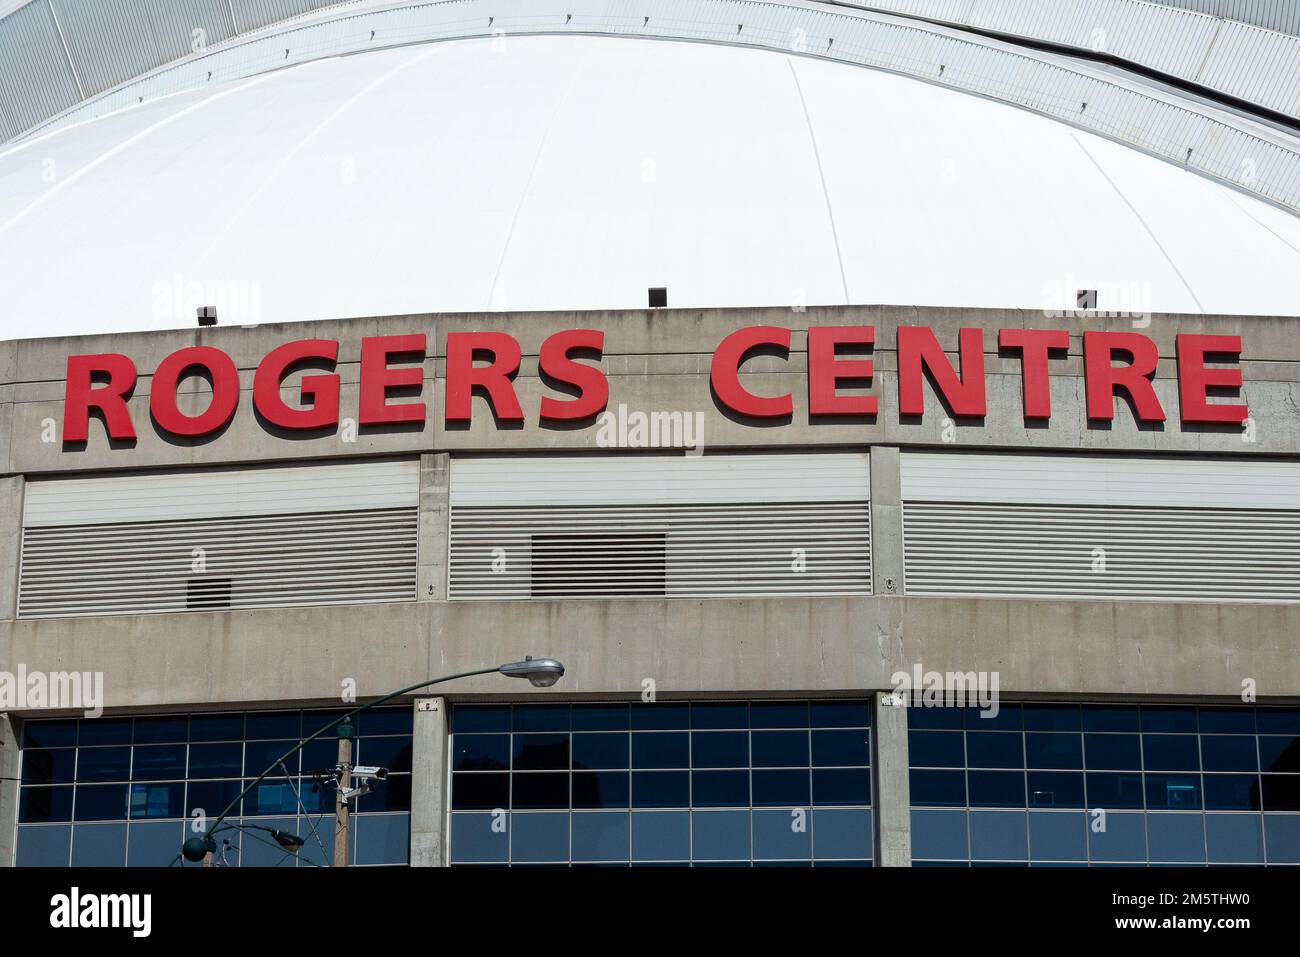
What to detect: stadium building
<box><xmin>0</xmin><ymin>0</ymin><xmax>1299</xmax><ymax>867</ymax></box>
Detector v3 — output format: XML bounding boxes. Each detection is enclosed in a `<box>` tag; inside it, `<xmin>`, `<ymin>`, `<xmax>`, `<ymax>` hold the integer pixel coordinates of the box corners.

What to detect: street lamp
<box><xmin>178</xmin><ymin>657</ymin><xmax>564</xmax><ymax>865</ymax></box>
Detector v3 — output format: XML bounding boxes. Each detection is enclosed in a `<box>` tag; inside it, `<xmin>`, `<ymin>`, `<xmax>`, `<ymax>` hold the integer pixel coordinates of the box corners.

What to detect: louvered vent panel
<box><xmin>449</xmin><ymin>454</ymin><xmax>870</xmax><ymax>600</ymax></box>
<box><xmin>19</xmin><ymin>459</ymin><xmax>419</xmax><ymax>618</ymax></box>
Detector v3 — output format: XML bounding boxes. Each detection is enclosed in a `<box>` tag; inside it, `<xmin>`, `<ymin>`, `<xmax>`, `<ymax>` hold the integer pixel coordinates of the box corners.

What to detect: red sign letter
<box><xmin>64</xmin><ymin>354</ymin><xmax>137</xmax><ymax>442</ymax></box>
<box><xmin>150</xmin><ymin>346</ymin><xmax>239</xmax><ymax>436</ymax></box>
<box><xmin>539</xmin><ymin>329</ymin><xmax>608</xmax><ymax>421</ymax></box>
<box><xmin>444</xmin><ymin>332</ymin><xmax>524</xmax><ymax>423</ymax></box>
<box><xmin>897</xmin><ymin>327</ymin><xmax>986</xmax><ymax>417</ymax></box>
<box><xmin>999</xmin><ymin>328</ymin><xmax>1070</xmax><ymax>419</ymax></box>
<box><xmin>808</xmin><ymin>326</ymin><xmax>876</xmax><ymax>416</ymax></box>
<box><xmin>359</xmin><ymin>334</ymin><xmax>426</xmax><ymax>425</ymax></box>
<box><xmin>710</xmin><ymin>326</ymin><xmax>792</xmax><ymax>418</ymax></box>
<box><xmin>1084</xmin><ymin>331</ymin><xmax>1165</xmax><ymax>422</ymax></box>
<box><xmin>253</xmin><ymin>339</ymin><xmax>341</xmax><ymax>430</ymax></box>
<box><xmin>1176</xmin><ymin>334</ymin><xmax>1247</xmax><ymax>424</ymax></box>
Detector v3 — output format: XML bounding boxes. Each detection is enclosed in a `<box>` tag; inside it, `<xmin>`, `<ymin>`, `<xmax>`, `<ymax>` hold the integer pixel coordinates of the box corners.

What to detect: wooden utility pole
<box><xmin>334</xmin><ymin>724</ymin><xmax>353</xmax><ymax>867</ymax></box>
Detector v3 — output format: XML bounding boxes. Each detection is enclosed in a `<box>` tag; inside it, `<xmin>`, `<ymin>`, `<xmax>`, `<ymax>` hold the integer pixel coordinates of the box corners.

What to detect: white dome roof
<box><xmin>2</xmin><ymin>33</ymin><xmax>1299</xmax><ymax>340</ymax></box>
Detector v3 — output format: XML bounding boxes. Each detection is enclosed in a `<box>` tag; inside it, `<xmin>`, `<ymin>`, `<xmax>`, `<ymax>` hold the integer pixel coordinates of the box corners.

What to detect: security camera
<box><xmin>351</xmin><ymin>766</ymin><xmax>388</xmax><ymax>780</ymax></box>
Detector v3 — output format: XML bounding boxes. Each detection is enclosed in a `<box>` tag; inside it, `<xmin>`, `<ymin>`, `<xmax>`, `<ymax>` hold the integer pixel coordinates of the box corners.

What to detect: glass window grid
<box><xmin>449</xmin><ymin>700</ymin><xmax>873</xmax><ymax>866</ymax></box>
<box><xmin>908</xmin><ymin>704</ymin><xmax>1300</xmax><ymax>866</ymax></box>
<box><xmin>15</xmin><ymin>708</ymin><xmax>414</xmax><ymax>867</ymax></box>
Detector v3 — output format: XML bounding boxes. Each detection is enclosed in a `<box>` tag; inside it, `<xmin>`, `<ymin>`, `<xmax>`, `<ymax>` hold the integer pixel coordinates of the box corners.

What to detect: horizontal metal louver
<box><xmin>902</xmin><ymin>453</ymin><xmax>1300</xmax><ymax>603</ymax></box>
<box><xmin>19</xmin><ymin>459</ymin><xmax>419</xmax><ymax>618</ymax></box>
<box><xmin>449</xmin><ymin>454</ymin><xmax>870</xmax><ymax>600</ymax></box>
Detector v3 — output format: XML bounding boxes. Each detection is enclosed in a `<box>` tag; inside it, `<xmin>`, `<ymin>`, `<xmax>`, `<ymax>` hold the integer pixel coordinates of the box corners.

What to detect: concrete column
<box><xmin>873</xmin><ymin>690</ymin><xmax>911</xmax><ymax>866</ymax></box>
<box><xmin>869</xmin><ymin>446</ymin><xmax>903</xmax><ymax>597</ymax></box>
<box><xmin>409</xmin><ymin>696</ymin><xmax>449</xmax><ymax>866</ymax></box>
<box><xmin>0</xmin><ymin>475</ymin><xmax>24</xmax><ymax>621</ymax></box>
<box><xmin>0</xmin><ymin>713</ymin><xmax>19</xmax><ymax>867</ymax></box>
<box><xmin>417</xmin><ymin>453</ymin><xmax>450</xmax><ymax>602</ymax></box>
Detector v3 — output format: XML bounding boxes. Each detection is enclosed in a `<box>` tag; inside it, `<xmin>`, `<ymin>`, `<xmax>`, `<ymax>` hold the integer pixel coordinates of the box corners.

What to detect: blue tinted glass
<box><xmin>1205</xmin><ymin>813</ymin><xmax>1263</xmax><ymax>864</ymax></box>
<box><xmin>692</xmin><ymin>731</ymin><xmax>748</xmax><ymax>768</ymax></box>
<box><xmin>126</xmin><ymin>820</ymin><xmax>182</xmax><ymax>867</ymax></box>
<box><xmin>907</xmin><ymin>707</ymin><xmax>965</xmax><ymax>730</ymax></box>
<box><xmin>1028</xmin><ymin>811</ymin><xmax>1087</xmax><ymax>861</ymax></box>
<box><xmin>16</xmin><ymin>825</ymin><xmax>71</xmax><ymax>865</ymax></box>
<box><xmin>354</xmin><ymin>813</ymin><xmax>410</xmax><ymax>865</ymax></box>
<box><xmin>1201</xmin><ymin>735</ymin><xmax>1257</xmax><ymax>772</ymax></box>
<box><xmin>301</xmin><ymin>738</ymin><xmax>337</xmax><ymax>776</ymax></box>
<box><xmin>572</xmin><ymin>771</ymin><xmax>629</xmax><ymax>809</ymax></box>
<box><xmin>453</xmin><ymin>734</ymin><xmax>509</xmax><ymax>771</ymax></box>
<box><xmin>632</xmin><ymin>732</ymin><xmax>688</xmax><ymax>769</ymax></box>
<box><xmin>451</xmin><ymin>772</ymin><xmax>508</xmax><ymax>810</ymax></box>
<box><xmin>810</xmin><ymin>702</ymin><xmax>870</xmax><ymax>728</ymax></box>
<box><xmin>966</xmin><ymin>732</ymin><xmax>1024</xmax><ymax>768</ymax></box>
<box><xmin>245</xmin><ymin>712</ymin><xmax>300</xmax><ymax>740</ymax></box>
<box><xmin>512</xmin><ymin>705</ymin><xmax>570</xmax><ymax>733</ymax></box>
<box><xmin>1140</xmin><ymin>707</ymin><xmax>1197</xmax><ymax>734</ymax></box>
<box><xmin>74</xmin><ymin>784</ymin><xmax>129</xmax><ymax>821</ymax></box>
<box><xmin>1026</xmin><ymin>733</ymin><xmax>1082</xmax><ymax>769</ymax></box>
<box><xmin>631</xmin><ymin>811</ymin><xmax>689</xmax><ymax>861</ymax></box>
<box><xmin>357</xmin><ymin>735</ymin><xmax>412</xmax><ymax>773</ymax></box>
<box><xmin>21</xmin><ymin>748</ymin><xmax>75</xmax><ymax>785</ymax></box>
<box><xmin>296</xmin><ymin>777</ymin><xmax>334</xmax><ymax>814</ymax></box>
<box><xmin>630</xmin><ymin>704</ymin><xmax>688</xmax><ymax>731</ymax></box>
<box><xmin>690</xmin><ymin>703</ymin><xmax>748</xmax><ymax>729</ymax></box>
<box><xmin>243</xmin><ymin>781</ymin><xmax>301</xmax><ymax>816</ymax></box>
<box><xmin>1256</xmin><ymin>709</ymin><xmax>1300</xmax><ymax>735</ymax></box>
<box><xmin>129</xmin><ymin>782</ymin><xmax>185</xmax><ymax>818</ymax></box>
<box><xmin>1027</xmin><ymin>771</ymin><xmax>1084</xmax><ymax>808</ymax></box>
<box><xmin>79</xmin><ymin>718</ymin><xmax>133</xmax><ymax>746</ymax></box>
<box><xmin>969</xmin><ymin>810</ymin><xmax>1028</xmax><ymax>861</ymax></box>
<box><xmin>244</xmin><ymin>740</ymin><xmax>297</xmax><ymax>777</ymax></box>
<box><xmin>1085</xmin><ymin>733</ymin><xmax>1142</xmax><ymax>770</ymax></box>
<box><xmin>571</xmin><ymin>811</ymin><xmax>629</xmax><ymax>861</ymax></box>
<box><xmin>572</xmin><ymin>733</ymin><xmax>628</xmax><ymax>770</ymax></box>
<box><xmin>1145</xmin><ymin>774</ymin><xmax>1202</xmax><ymax>810</ymax></box>
<box><xmin>752</xmin><ymin>731</ymin><xmax>809</xmax><ymax>768</ymax></box>
<box><xmin>133</xmin><ymin>716</ymin><xmax>187</xmax><ymax>744</ymax></box>
<box><xmin>752</xmin><ymin>770</ymin><xmax>810</xmax><ymax>807</ymax></box>
<box><xmin>1023</xmin><ymin>705</ymin><xmax>1081</xmax><ymax>731</ymax></box>
<box><xmin>631</xmin><ymin>771</ymin><xmax>689</xmax><ymax>808</ymax></box>
<box><xmin>358</xmin><ymin>708</ymin><xmax>412</xmax><ymax>736</ymax></box>
<box><xmin>76</xmin><ymin>746</ymin><xmax>131</xmax><ymax>782</ymax></box>
<box><xmin>1086</xmin><ymin>772</ymin><xmax>1145</xmax><ymax>809</ymax></box>
<box><xmin>1197</xmin><ymin>708</ymin><xmax>1254</xmax><ymax>734</ymax></box>
<box><xmin>452</xmin><ymin>706</ymin><xmax>509</xmax><ymax>734</ymax></box>
<box><xmin>572</xmin><ymin>704</ymin><xmax>629</xmax><ymax>731</ymax></box>
<box><xmin>188</xmin><ymin>742</ymin><xmax>242</xmax><ymax>778</ymax></box>
<box><xmin>910</xmin><ymin>769</ymin><xmax>965</xmax><ymax>807</ymax></box>
<box><xmin>911</xmin><ymin>808</ymin><xmax>968</xmax><ymax>859</ymax></box>
<box><xmin>188</xmin><ymin>713</ymin><xmax>244</xmax><ymax>742</ymax></box>
<box><xmin>1203</xmin><ymin>774</ymin><xmax>1259</xmax><ymax>810</ymax></box>
<box><xmin>968</xmin><ymin>771</ymin><xmax>1025</xmax><ymax>808</ymax></box>
<box><xmin>1264</xmin><ymin>815</ymin><xmax>1300</xmax><ymax>864</ymax></box>
<box><xmin>812</xmin><ymin>729</ymin><xmax>870</xmax><ymax>767</ymax></box>
<box><xmin>357</xmin><ymin>775</ymin><xmax>411</xmax><ymax>812</ymax></box>
<box><xmin>512</xmin><ymin>772</ymin><xmax>569</xmax><ymax>809</ymax></box>
<box><xmin>1082</xmin><ymin>706</ymin><xmax>1139</xmax><ymax>732</ymax></box>
<box><xmin>812</xmin><ymin>769</ymin><xmax>871</xmax><ymax>806</ymax></box>
<box><xmin>693</xmin><ymin>810</ymin><xmax>751</xmax><ymax>860</ymax></box>
<box><xmin>752</xmin><ymin>808</ymin><xmax>811</xmax><ymax>860</ymax></box>
<box><xmin>511</xmin><ymin>812</ymin><xmax>569</xmax><ymax>863</ymax></box>
<box><xmin>301</xmin><ymin>710</ymin><xmax>342</xmax><ymax>737</ymax></box>
<box><xmin>186</xmin><ymin>779</ymin><xmax>243</xmax><ymax>818</ymax></box>
<box><xmin>1147</xmin><ymin>813</ymin><xmax>1206</xmax><ymax>863</ymax></box>
<box><xmin>692</xmin><ymin>770</ymin><xmax>749</xmax><ymax>807</ymax></box>
<box><xmin>909</xmin><ymin>730</ymin><xmax>964</xmax><ymax>768</ymax></box>
<box><xmin>1261</xmin><ymin>774</ymin><xmax>1300</xmax><ymax>811</ymax></box>
<box><xmin>812</xmin><ymin>807</ymin><xmax>872</xmax><ymax>859</ymax></box>
<box><xmin>513</xmin><ymin>733</ymin><xmax>569</xmax><ymax>771</ymax></box>
<box><xmin>965</xmin><ymin>704</ymin><xmax>1021</xmax><ymax>731</ymax></box>
<box><xmin>1143</xmin><ymin>734</ymin><xmax>1200</xmax><ymax>771</ymax></box>
<box><xmin>72</xmin><ymin>822</ymin><xmax>128</xmax><ymax>867</ymax></box>
<box><xmin>132</xmin><ymin>744</ymin><xmax>188</xmax><ymax>780</ymax></box>
<box><xmin>23</xmin><ymin>720</ymin><xmax>78</xmax><ymax>748</ymax></box>
<box><xmin>1089</xmin><ymin>811</ymin><xmax>1146</xmax><ymax>862</ymax></box>
<box><xmin>750</xmin><ymin>703</ymin><xmax>809</xmax><ymax>729</ymax></box>
<box><xmin>1258</xmin><ymin>735</ymin><xmax>1300</xmax><ymax>773</ymax></box>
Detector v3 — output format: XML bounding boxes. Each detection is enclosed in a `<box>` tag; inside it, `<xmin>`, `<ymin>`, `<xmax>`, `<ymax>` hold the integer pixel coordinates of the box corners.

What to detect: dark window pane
<box><xmin>1140</xmin><ymin>707</ymin><xmax>1197</xmax><ymax>734</ymax></box>
<box><xmin>357</xmin><ymin>707</ymin><xmax>412</xmax><ymax>736</ymax></box>
<box><xmin>690</xmin><ymin>703</ymin><xmax>748</xmax><ymax>730</ymax></box>
<box><xmin>572</xmin><ymin>704</ymin><xmax>629</xmax><ymax>731</ymax></box>
<box><xmin>1027</xmin><ymin>771</ymin><xmax>1085</xmax><ymax>808</ymax></box>
<box><xmin>132</xmin><ymin>744</ymin><xmax>188</xmax><ymax>781</ymax></box>
<box><xmin>1145</xmin><ymin>774</ymin><xmax>1201</xmax><ymax>810</ymax></box>
<box><xmin>633</xmin><ymin>732</ymin><xmax>688</xmax><ymax>769</ymax></box>
<box><xmin>356</xmin><ymin>735</ymin><xmax>412</xmax><ymax>773</ymax></box>
<box><xmin>1256</xmin><ymin>709</ymin><xmax>1300</xmax><ymax>735</ymax></box>
<box><xmin>244</xmin><ymin>740</ymin><xmax>297</xmax><ymax>777</ymax></box>
<box><xmin>452</xmin><ymin>772</ymin><xmax>508</xmax><ymax>810</ymax></box>
<box><xmin>75</xmin><ymin>784</ymin><xmax>129</xmax><ymax>821</ymax></box>
<box><xmin>966</xmin><ymin>732</ymin><xmax>1024</xmax><ymax>769</ymax></box>
<box><xmin>1086</xmin><ymin>772</ymin><xmax>1145</xmax><ymax>809</ymax></box>
<box><xmin>356</xmin><ymin>775</ymin><xmax>411</xmax><ymax>812</ymax></box>
<box><xmin>452</xmin><ymin>706</ymin><xmax>509</xmax><ymax>734</ymax></box>
<box><xmin>22</xmin><ymin>720</ymin><xmax>78</xmax><ymax>748</ymax></box>
<box><xmin>454</xmin><ymin>735</ymin><xmax>509</xmax><ymax>771</ymax></box>
<box><xmin>1197</xmin><ymin>708</ymin><xmax>1254</xmax><ymax>734</ymax></box>
<box><xmin>301</xmin><ymin>710</ymin><xmax>343</xmax><ymax>737</ymax></box>
<box><xmin>1026</xmin><ymin>733</ymin><xmax>1082</xmax><ymax>769</ymax></box>
<box><xmin>965</xmin><ymin>704</ymin><xmax>1021</xmax><ymax>731</ymax></box>
<box><xmin>294</xmin><ymin>778</ymin><xmax>332</xmax><ymax>814</ymax></box>
<box><xmin>810</xmin><ymin>702</ymin><xmax>871</xmax><ymax>728</ymax></box>
<box><xmin>76</xmin><ymin>747</ymin><xmax>131</xmax><ymax>782</ymax></box>
<box><xmin>188</xmin><ymin>742</ymin><xmax>242</xmax><ymax>779</ymax></box>
<box><xmin>692</xmin><ymin>770</ymin><xmax>749</xmax><ymax>807</ymax></box>
<box><xmin>572</xmin><ymin>733</ymin><xmax>628</xmax><ymax>770</ymax></box>
<box><xmin>78</xmin><ymin>718</ymin><xmax>133</xmax><ymax>746</ymax></box>
<box><xmin>1204</xmin><ymin>774</ymin><xmax>1260</xmax><ymax>810</ymax></box>
<box><xmin>692</xmin><ymin>731</ymin><xmax>748</xmax><ymax>768</ymax></box>
<box><xmin>750</xmin><ymin>703</ymin><xmax>809</xmax><ymax>729</ymax></box>
<box><xmin>1023</xmin><ymin>705</ymin><xmax>1081</xmax><ymax>732</ymax></box>
<box><xmin>186</xmin><ymin>779</ymin><xmax>244</xmax><ymax>818</ymax></box>
<box><xmin>129</xmin><ymin>782</ymin><xmax>185</xmax><ymax>819</ymax></box>
<box><xmin>752</xmin><ymin>770</ymin><xmax>810</xmax><ymax>807</ymax></box>
<box><xmin>752</xmin><ymin>731</ymin><xmax>809</xmax><ymax>768</ymax></box>
<box><xmin>812</xmin><ymin>729</ymin><xmax>870</xmax><ymax>767</ymax></box>
<box><xmin>245</xmin><ymin>712</ymin><xmax>300</xmax><ymax>740</ymax></box>
<box><xmin>630</xmin><ymin>704</ymin><xmax>688</xmax><ymax>731</ymax></box>
<box><xmin>968</xmin><ymin>771</ymin><xmax>1025</xmax><ymax>808</ymax></box>
<box><xmin>632</xmin><ymin>771</ymin><xmax>689</xmax><ymax>808</ymax></box>
<box><xmin>513</xmin><ymin>705</ymin><xmax>570</xmax><ymax>733</ymax></box>
<box><xmin>1143</xmin><ymin>735</ymin><xmax>1201</xmax><ymax>772</ymax></box>
<box><xmin>133</xmin><ymin>716</ymin><xmax>188</xmax><ymax>744</ymax></box>
<box><xmin>909</xmin><ymin>730</ymin><xmax>964</xmax><ymax>768</ymax></box>
<box><xmin>1082</xmin><ymin>706</ymin><xmax>1139</xmax><ymax>733</ymax></box>
<box><xmin>1261</xmin><ymin>774</ymin><xmax>1300</xmax><ymax>811</ymax></box>
<box><xmin>907</xmin><ymin>707</ymin><xmax>964</xmax><ymax>730</ymax></box>
<box><xmin>513</xmin><ymin>733</ymin><xmax>569</xmax><ymax>771</ymax></box>
<box><xmin>301</xmin><ymin>738</ymin><xmax>338</xmax><ymax>776</ymax></box>
<box><xmin>910</xmin><ymin>770</ymin><xmax>965</xmax><ymax>807</ymax></box>
<box><xmin>1258</xmin><ymin>735</ymin><xmax>1300</xmax><ymax>773</ymax></box>
<box><xmin>20</xmin><ymin>786</ymin><xmax>73</xmax><ymax>823</ymax></box>
<box><xmin>1201</xmin><ymin>735</ymin><xmax>1257</xmax><ymax>772</ymax></box>
<box><xmin>513</xmin><ymin>773</ymin><xmax>569</xmax><ymax>809</ymax></box>
<box><xmin>1085</xmin><ymin>733</ymin><xmax>1141</xmax><ymax>770</ymax></box>
<box><xmin>21</xmin><ymin>748</ymin><xmax>76</xmax><ymax>785</ymax></box>
<box><xmin>812</xmin><ymin>769</ymin><xmax>870</xmax><ymax>806</ymax></box>
<box><xmin>573</xmin><ymin>771</ymin><xmax>630</xmax><ymax>809</ymax></box>
<box><xmin>189</xmin><ymin>713</ymin><xmax>244</xmax><ymax>742</ymax></box>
